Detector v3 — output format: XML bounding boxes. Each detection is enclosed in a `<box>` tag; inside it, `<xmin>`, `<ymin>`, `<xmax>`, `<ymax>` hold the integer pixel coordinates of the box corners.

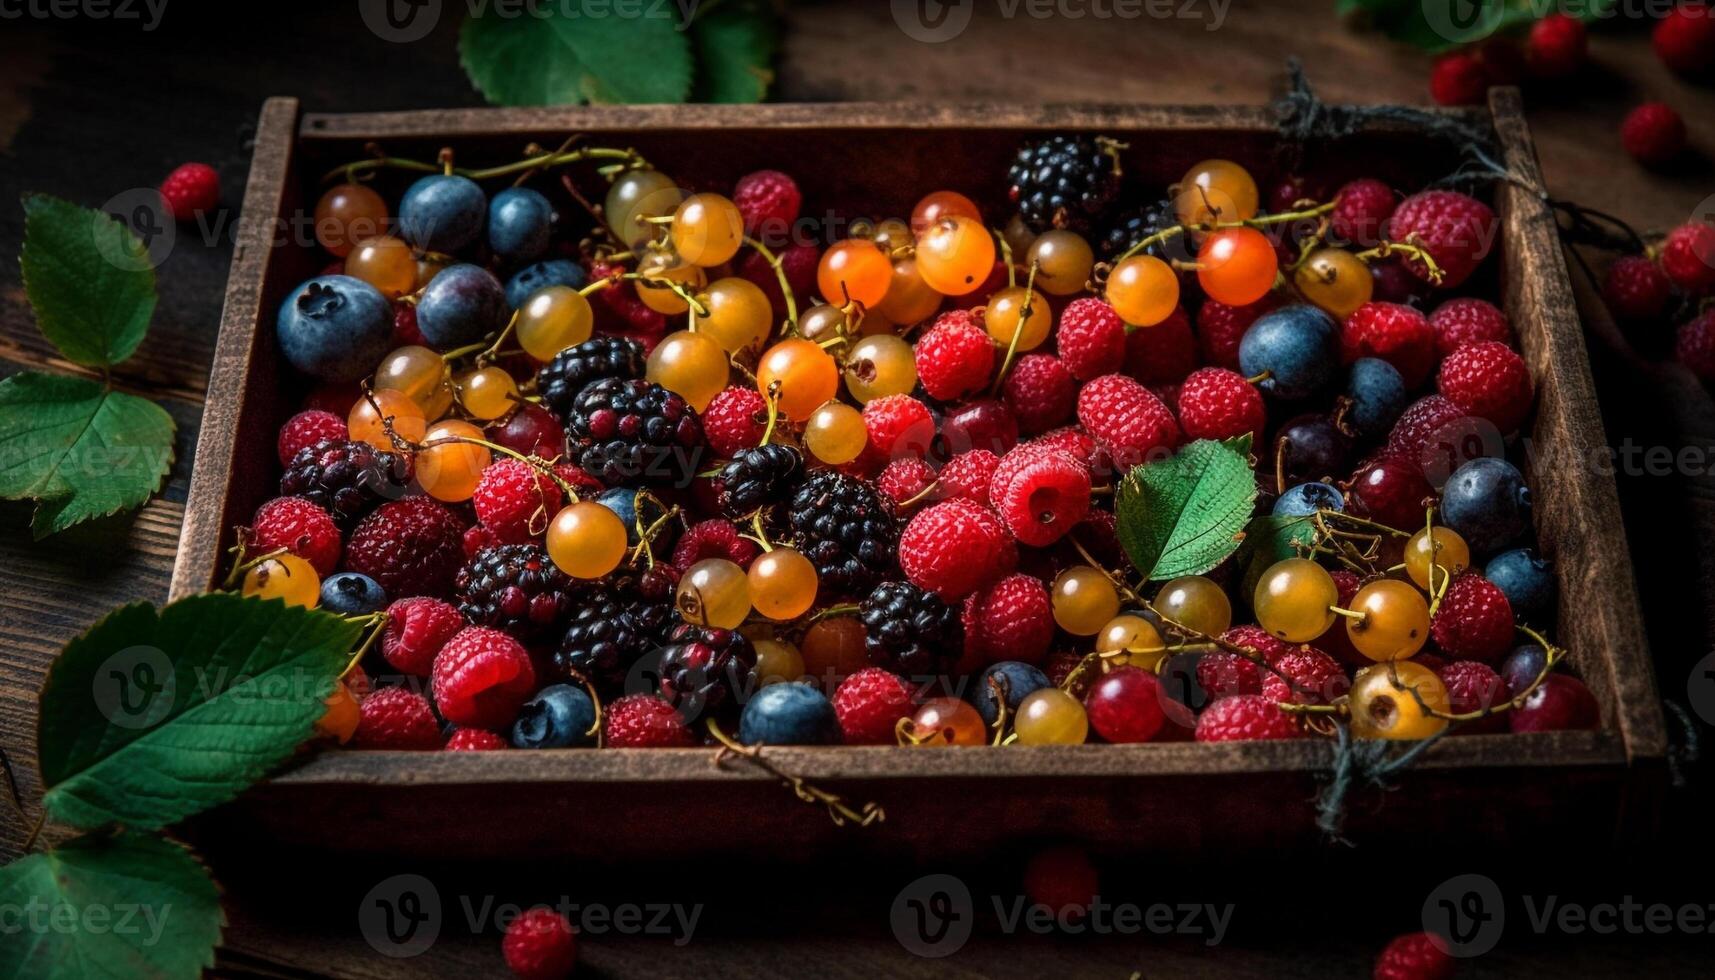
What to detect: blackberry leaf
<box><xmin>1115</xmin><ymin>437</ymin><xmax>1257</xmax><ymax>582</ymax></box>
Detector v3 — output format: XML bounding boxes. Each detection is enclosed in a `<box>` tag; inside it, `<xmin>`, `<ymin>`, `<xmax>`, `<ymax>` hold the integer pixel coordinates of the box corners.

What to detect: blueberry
<box><xmin>487</xmin><ymin>187</ymin><xmax>555</xmax><ymax>263</ymax></box>
<box><xmin>1238</xmin><ymin>305</ymin><xmax>1340</xmax><ymax>401</ymax></box>
<box><xmin>276</xmin><ymin>275</ymin><xmax>393</xmax><ymax>382</ymax></box>
<box><xmin>1344</xmin><ymin>358</ymin><xmax>1407</xmax><ymax>437</ymax></box>
<box><xmin>397</xmin><ymin>174</ymin><xmax>486</xmax><ymax>253</ymax></box>
<box><xmin>595</xmin><ymin>487</ymin><xmax>641</xmax><ymax>545</ymax></box>
<box><xmin>512</xmin><ymin>684</ymin><xmax>598</xmax><ymax>748</ymax></box>
<box><xmin>1486</xmin><ymin>547</ymin><xmax>1555</xmax><ymax>622</ymax></box>
<box><xmin>318</xmin><ymin>572</ymin><xmax>388</xmax><ymax>614</ymax></box>
<box><xmin>417</xmin><ymin>264</ymin><xmax>508</xmax><ymax>348</ymax></box>
<box><xmin>739</xmin><ymin>682</ymin><xmax>840</xmax><ymax>746</ymax></box>
<box><xmin>1273</xmin><ymin>481</ymin><xmax>1344</xmax><ymax>519</ymax></box>
<box><xmin>1440</xmin><ymin>457</ymin><xmax>1531</xmax><ymax>554</ymax></box>
<box><xmin>1499</xmin><ymin>643</ymin><xmax>1548</xmax><ymax>696</ymax></box>
<box><xmin>505</xmin><ymin>259</ymin><xmax>589</xmax><ymax>309</ymax></box>
<box><xmin>971</xmin><ymin>661</ymin><xmax>1050</xmax><ymax>727</ymax></box>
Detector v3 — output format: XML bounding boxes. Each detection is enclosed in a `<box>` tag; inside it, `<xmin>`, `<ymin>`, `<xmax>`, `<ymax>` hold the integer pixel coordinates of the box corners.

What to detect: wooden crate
<box><xmin>171</xmin><ymin>92</ymin><xmax>1667</xmax><ymax>860</ymax></box>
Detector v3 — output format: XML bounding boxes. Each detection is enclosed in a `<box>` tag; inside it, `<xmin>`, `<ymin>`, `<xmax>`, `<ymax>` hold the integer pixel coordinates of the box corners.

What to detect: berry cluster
<box><xmin>1602</xmin><ymin>219</ymin><xmax>1715</xmax><ymax>381</ymax></box>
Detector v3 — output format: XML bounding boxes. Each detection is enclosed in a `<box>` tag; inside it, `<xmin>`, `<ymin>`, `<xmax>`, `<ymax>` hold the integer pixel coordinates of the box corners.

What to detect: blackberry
<box><xmin>787</xmin><ymin>470</ymin><xmax>899</xmax><ymax>595</ymax></box>
<box><xmin>279</xmin><ymin>438</ymin><xmax>408</xmax><ymax>526</ymax></box>
<box><xmin>554</xmin><ymin>565</ymin><xmax>680</xmax><ymax>691</ymax></box>
<box><xmin>537</xmin><ymin>336</ymin><xmax>646</xmax><ymax>421</ymax></box>
<box><xmin>860</xmin><ymin>580</ymin><xmax>963</xmax><ymax>676</ymax></box>
<box><xmin>1007</xmin><ymin>135</ymin><xmax>1120</xmax><ymax>234</ymax></box>
<box><xmin>1096</xmin><ymin>200</ymin><xmax>1180</xmax><ymax>262</ymax></box>
<box><xmin>718</xmin><ymin>445</ymin><xmax>805</xmax><ymax>518</ymax></box>
<box><xmin>566</xmin><ymin>378</ymin><xmax>706</xmax><ymax>488</ymax></box>
<box><xmin>455</xmin><ymin>543</ymin><xmax>579</xmax><ymax>641</ymax></box>
<box><xmin>657</xmin><ymin>622</ymin><xmax>759</xmax><ymax>723</ymax></box>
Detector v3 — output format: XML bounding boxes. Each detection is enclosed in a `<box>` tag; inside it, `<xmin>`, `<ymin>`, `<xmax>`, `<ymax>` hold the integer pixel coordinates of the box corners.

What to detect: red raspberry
<box><xmin>431</xmin><ymin>627</ymin><xmax>537</xmax><ymax>729</ymax></box>
<box><xmin>738</xmin><ymin>242</ymin><xmax>819</xmax><ymax>320</ymax></box>
<box><xmin>1654</xmin><ymin>2</ymin><xmax>1715</xmax><ymax>74</ymax></box>
<box><xmin>603</xmin><ymin>694</ymin><xmax>695</xmax><ymax>747</ymax></box>
<box><xmin>1431</xmin><ymin>573</ymin><xmax>1515</xmax><ymax>662</ymax></box>
<box><xmin>251</xmin><ymin>495</ymin><xmax>341</xmax><ymax>576</ymax></box>
<box><xmin>502</xmin><ymin>907</ymin><xmax>577</xmax><ymax>980</ymax></box>
<box><xmin>1197</xmin><ymin>652</ymin><xmax>1262</xmax><ymax>700</ymax></box>
<box><xmin>1620</xmin><ymin>101</ymin><xmax>1687</xmax><ymax>165</ymax></box>
<box><xmin>1342</xmin><ymin>301</ymin><xmax>1437</xmax><ymax>387</ymax></box>
<box><xmin>1429</xmin><ymin>51</ymin><xmax>1488</xmax><ymax>106</ymax></box>
<box><xmin>915</xmin><ymin>310</ymin><xmax>996</xmax><ymax>401</ymax></box>
<box><xmin>1438</xmin><ymin>659</ymin><xmax>1509</xmax><ymax>734</ymax></box>
<box><xmin>445</xmin><ymin>728</ymin><xmax>507</xmax><ymax>751</ymax></box>
<box><xmin>862</xmin><ymin>394</ymin><xmax>936</xmax><ymax>461</ymax></box>
<box><xmin>1428</xmin><ymin>297</ymin><xmax>1512</xmax><ymax>357</ymax></box>
<box><xmin>352</xmin><ymin>686</ymin><xmax>443</xmax><ymax>750</ymax></box>
<box><xmin>1001</xmin><ymin>353</ymin><xmax>1076</xmax><ymax>434</ymax></box>
<box><xmin>1063</xmin><ymin>509</ymin><xmax>1122</xmax><ymax>568</ymax></box>
<box><xmin>877</xmin><ymin>457</ymin><xmax>938</xmax><ymax>507</ymax></box>
<box><xmin>1322</xmin><ymin>569</ymin><xmax>1369</xmax><ymax>668</ymax></box>
<box><xmin>1220</xmin><ymin>624</ymin><xmax>1296</xmax><ymax>664</ymax></box>
<box><xmin>1043</xmin><ymin>649</ymin><xmax>1084</xmax><ymax>688</ymax></box>
<box><xmin>1195</xmin><ymin>295</ymin><xmax>1278</xmax><ymax>370</ymax></box>
<box><xmin>1330</xmin><ymin>178</ymin><xmax>1395</xmax><ymax>247</ymax></box>
<box><xmin>1386</xmin><ymin>395</ymin><xmax>1468</xmax><ymax>458</ymax></box>
<box><xmin>1661</xmin><ymin>221</ymin><xmax>1715</xmax><ymax>295</ymax></box>
<box><xmin>381</xmin><ymin>596</ymin><xmax>465</xmax><ymax>677</ymax></box>
<box><xmin>1677</xmin><ymin>310</ymin><xmax>1715</xmax><ymax>380</ymax></box>
<box><xmin>1602</xmin><ymin>255</ymin><xmax>1673</xmax><ymax>322</ymax></box>
<box><xmin>277</xmin><ymin>410</ymin><xmax>348</xmax><ymax>467</ymax></box>
<box><xmin>963</xmin><ymin>573</ymin><xmax>1053</xmax><ymax>666</ymax></box>
<box><xmin>1176</xmin><ymin>368</ymin><xmax>1265</xmax><ymax>444</ymax></box>
<box><xmin>1437</xmin><ymin>340</ymin><xmax>1534</xmax><ymax>433</ymax></box>
<box><xmin>1527</xmin><ymin>12</ymin><xmax>1587</xmax><ymax>78</ymax></box>
<box><xmin>1077</xmin><ymin>374</ymin><xmax>1180</xmax><ymax>470</ymax></box>
<box><xmin>671</xmin><ymin>518</ymin><xmax>759</xmax><ymax>571</ymax></box>
<box><xmin>1385</xmin><ymin>190</ymin><xmax>1497</xmax><ymax>288</ymax></box>
<box><xmin>989</xmin><ymin>448</ymin><xmax>1090</xmax><ymax>547</ymax></box>
<box><xmin>158</xmin><ymin>162</ymin><xmax>219</xmax><ymax>220</ymax></box>
<box><xmin>1373</xmin><ymin>931</ymin><xmax>1453</xmax><ymax>980</ymax></box>
<box><xmin>472</xmin><ymin>458</ymin><xmax>561</xmax><ymax>544</ymax></box>
<box><xmin>831</xmin><ymin>667</ymin><xmax>916</xmax><ymax>744</ymax></box>
<box><xmin>1261</xmin><ymin>647</ymin><xmax>1349</xmax><ymax>706</ymax></box>
<box><xmin>464</xmin><ymin>524</ymin><xmax>499</xmax><ymax>559</ymax></box>
<box><xmin>702</xmin><ymin>386</ymin><xmax>768</xmax><ymax>458</ymax></box>
<box><xmin>1194</xmin><ymin>694</ymin><xmax>1301</xmax><ymax>742</ymax></box>
<box><xmin>1030</xmin><ymin>426</ymin><xmax>1098</xmax><ymax>470</ymax></box>
<box><xmin>344</xmin><ymin>497</ymin><xmax>468</xmax><ymax>599</ymax></box>
<box><xmin>392</xmin><ymin>303</ymin><xmax>425</xmax><ymax>346</ymax></box>
<box><xmin>1055</xmin><ymin>297</ymin><xmax>1126</xmax><ymax>381</ymax></box>
<box><xmin>1121</xmin><ymin>305</ymin><xmax>1196</xmax><ymax>385</ymax></box>
<box><xmin>732</xmin><ymin>169</ymin><xmax>801</xmax><ymax>241</ymax></box>
<box><xmin>900</xmin><ymin>498</ymin><xmax>1016</xmax><ymax>600</ymax></box>
<box><xmin>939</xmin><ymin>448</ymin><xmax>1000</xmax><ymax>503</ymax></box>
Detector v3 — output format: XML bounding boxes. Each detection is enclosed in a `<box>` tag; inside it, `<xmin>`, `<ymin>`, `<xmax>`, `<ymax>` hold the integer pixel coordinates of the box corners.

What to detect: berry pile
<box><xmin>245</xmin><ymin>133</ymin><xmax>1592</xmax><ymax>756</ymax></box>
<box><xmin>1602</xmin><ymin>219</ymin><xmax>1715</xmax><ymax>380</ymax></box>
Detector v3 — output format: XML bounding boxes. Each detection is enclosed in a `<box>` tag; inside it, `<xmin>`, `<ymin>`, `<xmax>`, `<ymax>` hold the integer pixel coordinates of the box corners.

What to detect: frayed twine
<box><xmin>1315</xmin><ymin>721</ymin><xmax>1451</xmax><ymax>844</ymax></box>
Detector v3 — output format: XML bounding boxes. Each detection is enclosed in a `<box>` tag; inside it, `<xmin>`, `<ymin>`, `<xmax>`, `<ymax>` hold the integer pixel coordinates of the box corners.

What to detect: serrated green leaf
<box><xmin>1360</xmin><ymin>0</ymin><xmax>1617</xmax><ymax>53</ymax></box>
<box><xmin>0</xmin><ymin>372</ymin><xmax>175</xmax><ymax>538</ymax></box>
<box><xmin>20</xmin><ymin>194</ymin><xmax>157</xmax><ymax>369</ymax></box>
<box><xmin>460</xmin><ymin>5</ymin><xmax>693</xmax><ymax>106</ymax></box>
<box><xmin>0</xmin><ymin>829</ymin><xmax>222</xmax><ymax>980</ymax></box>
<box><xmin>692</xmin><ymin>0</ymin><xmax>779</xmax><ymax>103</ymax></box>
<box><xmin>36</xmin><ymin>594</ymin><xmax>359</xmax><ymax>830</ymax></box>
<box><xmin>1115</xmin><ymin>439</ymin><xmax>1258</xmax><ymax>582</ymax></box>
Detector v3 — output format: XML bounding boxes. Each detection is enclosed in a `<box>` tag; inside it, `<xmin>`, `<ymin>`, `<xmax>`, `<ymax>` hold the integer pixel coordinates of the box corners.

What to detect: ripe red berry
<box><xmin>1661</xmin><ymin>221</ymin><xmax>1715</xmax><ymax>295</ymax></box>
<box><xmin>938</xmin><ymin>448</ymin><xmax>1001</xmax><ymax>504</ymax></box>
<box><xmin>352</xmin><ymin>686</ymin><xmax>444</xmax><ymax>750</ymax></box>
<box><xmin>431</xmin><ymin>627</ymin><xmax>537</xmax><ymax>729</ymax></box>
<box><xmin>1675</xmin><ymin>309</ymin><xmax>1715</xmax><ymax>381</ymax></box>
<box><xmin>1194</xmin><ymin>694</ymin><xmax>1301</xmax><ymax>742</ymax></box>
<box><xmin>604</xmin><ymin>693</ymin><xmax>696</xmax><ymax>747</ymax></box>
<box><xmin>487</xmin><ymin>404</ymin><xmax>565</xmax><ymax>460</ymax></box>
<box><xmin>1122</xmin><ymin>305</ymin><xmax>1197</xmax><ymax>385</ymax></box>
<box><xmin>277</xmin><ymin>410</ymin><xmax>348</xmax><ymax>467</ymax></box>
<box><xmin>159</xmin><ymin>162</ymin><xmax>219</xmax><ymax>220</ymax></box>
<box><xmin>1261</xmin><ymin>647</ymin><xmax>1349</xmax><ymax>706</ymax></box>
<box><xmin>877</xmin><ymin>457</ymin><xmax>939</xmax><ymax>507</ymax></box>
<box><xmin>671</xmin><ymin>518</ymin><xmax>759</xmax><ymax>571</ymax></box>
<box><xmin>392</xmin><ymin>303</ymin><xmax>425</xmax><ymax>346</ymax></box>
<box><xmin>1602</xmin><ymin>255</ymin><xmax>1673</xmax><ymax>323</ymax></box>
<box><xmin>1385</xmin><ymin>190</ymin><xmax>1497</xmax><ymax>289</ymax></box>
<box><xmin>1654</xmin><ymin>1</ymin><xmax>1715</xmax><ymax>74</ymax></box>
<box><xmin>1331</xmin><ymin>178</ymin><xmax>1395</xmax><ymax>247</ymax></box>
<box><xmin>1428</xmin><ymin>297</ymin><xmax>1512</xmax><ymax>357</ymax></box>
<box><xmin>381</xmin><ymin>596</ymin><xmax>465</xmax><ymax>677</ymax></box>
<box><xmin>1084</xmin><ymin>665</ymin><xmax>1167</xmax><ymax>743</ymax></box>
<box><xmin>502</xmin><ymin>907</ymin><xmax>577</xmax><ymax>980</ymax></box>
<box><xmin>702</xmin><ymin>386</ymin><xmax>768</xmax><ymax>458</ymax></box>
<box><xmin>344</xmin><ymin>497</ymin><xmax>468</xmax><ymax>600</ymax></box>
<box><xmin>1431</xmin><ymin>573</ymin><xmax>1515</xmax><ymax>661</ymax></box>
<box><xmin>899</xmin><ymin>498</ymin><xmax>1016</xmax><ymax>600</ymax></box>
<box><xmin>1429</xmin><ymin>51</ymin><xmax>1489</xmax><ymax>107</ymax></box>
<box><xmin>1387</xmin><ymin>394</ymin><xmax>1469</xmax><ymax>459</ymax></box>
<box><xmin>1437</xmin><ymin>340</ymin><xmax>1534</xmax><ymax>433</ymax></box>
<box><xmin>1196</xmin><ymin>652</ymin><xmax>1262</xmax><ymax>701</ymax></box>
<box><xmin>1621</xmin><ymin>102</ymin><xmax>1687</xmax><ymax>166</ymax></box>
<box><xmin>445</xmin><ymin>728</ymin><xmax>508</xmax><ymax>751</ymax></box>
<box><xmin>1526</xmin><ymin>12</ymin><xmax>1587</xmax><ymax>78</ymax></box>
<box><xmin>1349</xmin><ymin>452</ymin><xmax>1433</xmax><ymax>530</ymax></box>
<box><xmin>1056</xmin><ymin>297</ymin><xmax>1127</xmax><ymax>381</ymax></box>
<box><xmin>738</xmin><ymin>242</ymin><xmax>819</xmax><ymax>320</ymax></box>
<box><xmin>915</xmin><ymin>310</ymin><xmax>996</xmax><ymax>401</ymax></box>
<box><xmin>963</xmin><ymin>573</ymin><xmax>1053</xmax><ymax>666</ymax></box>
<box><xmin>1077</xmin><ymin>373</ymin><xmax>1181</xmax><ymax>471</ymax></box>
<box><xmin>1176</xmin><ymin>367</ymin><xmax>1266</xmax><ymax>444</ymax></box>
<box><xmin>1510</xmin><ymin>673</ymin><xmax>1600</xmax><ymax>732</ymax></box>
<box><xmin>832</xmin><ymin>667</ymin><xmax>916</xmax><ymax>744</ymax></box>
<box><xmin>989</xmin><ymin>447</ymin><xmax>1091</xmax><ymax>547</ymax></box>
<box><xmin>1438</xmin><ymin>659</ymin><xmax>1509</xmax><ymax>734</ymax></box>
<box><xmin>1196</xmin><ymin>295</ymin><xmax>1278</xmax><ymax>370</ymax></box>
<box><xmin>1342</xmin><ymin>301</ymin><xmax>1437</xmax><ymax>387</ymax></box>
<box><xmin>1001</xmin><ymin>353</ymin><xmax>1076</xmax><ymax>434</ymax></box>
<box><xmin>1373</xmin><ymin>931</ymin><xmax>1453</xmax><ymax>980</ymax></box>
<box><xmin>861</xmin><ymin>394</ymin><xmax>935</xmax><ymax>461</ymax></box>
<box><xmin>731</xmin><ymin>169</ymin><xmax>802</xmax><ymax>241</ymax></box>
<box><xmin>472</xmin><ymin>458</ymin><xmax>562</xmax><ymax>544</ymax></box>
<box><xmin>250</xmin><ymin>495</ymin><xmax>342</xmax><ymax>576</ymax></box>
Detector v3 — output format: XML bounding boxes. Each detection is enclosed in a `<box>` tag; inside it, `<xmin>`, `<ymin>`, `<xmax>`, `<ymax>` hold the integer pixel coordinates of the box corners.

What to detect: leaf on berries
<box><xmin>691</xmin><ymin>0</ymin><xmax>779</xmax><ymax>103</ymax></box>
<box><xmin>1115</xmin><ymin>438</ymin><xmax>1257</xmax><ymax>581</ymax></box>
<box><xmin>0</xmin><ymin>829</ymin><xmax>222</xmax><ymax>980</ymax></box>
<box><xmin>0</xmin><ymin>372</ymin><xmax>175</xmax><ymax>538</ymax></box>
<box><xmin>20</xmin><ymin>193</ymin><xmax>158</xmax><ymax>369</ymax></box>
<box><xmin>460</xmin><ymin>6</ymin><xmax>693</xmax><ymax>106</ymax></box>
<box><xmin>36</xmin><ymin>593</ymin><xmax>359</xmax><ymax>830</ymax></box>
<box><xmin>1340</xmin><ymin>0</ymin><xmax>1614</xmax><ymax>52</ymax></box>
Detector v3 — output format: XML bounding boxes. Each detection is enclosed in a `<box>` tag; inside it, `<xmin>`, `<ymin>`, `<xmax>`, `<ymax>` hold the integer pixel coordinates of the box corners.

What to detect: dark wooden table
<box><xmin>3</xmin><ymin>2</ymin><xmax>1714</xmax><ymax>976</ymax></box>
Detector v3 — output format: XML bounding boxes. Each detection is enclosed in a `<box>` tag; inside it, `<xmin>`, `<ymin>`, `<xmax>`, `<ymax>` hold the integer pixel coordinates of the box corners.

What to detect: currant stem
<box><xmin>706</xmin><ymin>719</ymin><xmax>885</xmax><ymax>828</ymax></box>
<box><xmin>989</xmin><ymin>259</ymin><xmax>1040</xmax><ymax>395</ymax></box>
<box><xmin>321</xmin><ymin>146</ymin><xmax>648</xmax><ymax>186</ymax></box>
<box><xmin>745</xmin><ymin>236</ymin><xmax>800</xmax><ymax>335</ymax></box>
<box><xmin>1114</xmin><ymin>201</ymin><xmax>1337</xmax><ymax>264</ymax></box>
<box><xmin>619</xmin><ymin>272</ymin><xmax>709</xmax><ymax>317</ymax></box>
<box><xmin>1354</xmin><ymin>240</ymin><xmax>1445</xmax><ymax>285</ymax></box>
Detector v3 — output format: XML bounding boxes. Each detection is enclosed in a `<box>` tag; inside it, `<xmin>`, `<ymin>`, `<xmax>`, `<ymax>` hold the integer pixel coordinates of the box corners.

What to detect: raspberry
<box><xmin>456</xmin><ymin>544</ymin><xmax>578</xmax><ymax>641</ymax></box>
<box><xmin>566</xmin><ymin>378</ymin><xmax>704</xmax><ymax>488</ymax></box>
<box><xmin>701</xmin><ymin>385</ymin><xmax>768</xmax><ymax>458</ymax></box>
<box><xmin>939</xmin><ymin>448</ymin><xmax>1000</xmax><ymax>503</ymax></box>
<box><xmin>1261</xmin><ymin>647</ymin><xmax>1349</xmax><ymax>706</ymax></box>
<box><xmin>1030</xmin><ymin>426</ymin><xmax>1098</xmax><ymax>470</ymax></box>
<box><xmin>603</xmin><ymin>693</ymin><xmax>695</xmax><ymax>747</ymax></box>
<box><xmin>1322</xmin><ymin>570</ymin><xmax>1369</xmax><ymax>668</ymax></box>
<box><xmin>1654</xmin><ymin>2</ymin><xmax>1715</xmax><ymax>74</ymax></box>
<box><xmin>1620</xmin><ymin>101</ymin><xmax>1686</xmax><ymax>165</ymax></box>
<box><xmin>392</xmin><ymin>303</ymin><xmax>425</xmax><ymax>346</ymax></box>
<box><xmin>860</xmin><ymin>580</ymin><xmax>964</xmax><ymax>675</ymax></box>
<box><xmin>352</xmin><ymin>687</ymin><xmax>443</xmax><ymax>750</ymax></box>
<box><xmin>445</xmin><ymin>728</ymin><xmax>507</xmax><ymax>751</ymax></box>
<box><xmin>464</xmin><ymin>524</ymin><xmax>499</xmax><ymax>559</ymax></box>
<box><xmin>1677</xmin><ymin>310</ymin><xmax>1715</xmax><ymax>380</ymax></box>
<box><xmin>1438</xmin><ymin>659</ymin><xmax>1509</xmax><ymax>734</ymax></box>
<box><xmin>1002</xmin><ymin>353</ymin><xmax>1076</xmax><ymax>434</ymax></box>
<box><xmin>1661</xmin><ymin>221</ymin><xmax>1715</xmax><ymax>295</ymax></box>
<box><xmin>1194</xmin><ymin>694</ymin><xmax>1301</xmax><ymax>742</ymax></box>
<box><xmin>471</xmin><ymin>459</ymin><xmax>561</xmax><ymax>544</ymax></box>
<box><xmin>1006</xmin><ymin>134</ymin><xmax>1120</xmax><ymax>233</ymax></box>
<box><xmin>916</xmin><ymin>310</ymin><xmax>996</xmax><ymax>401</ymax></box>
<box><xmin>158</xmin><ymin>162</ymin><xmax>219</xmax><ymax>220</ymax></box>
<box><xmin>276</xmin><ymin>410</ymin><xmax>348</xmax><ymax>467</ymax></box>
<box><xmin>1386</xmin><ymin>395</ymin><xmax>1468</xmax><ymax>458</ymax></box>
<box><xmin>1121</xmin><ymin>305</ymin><xmax>1196</xmax><ymax>384</ymax></box>
<box><xmin>280</xmin><ymin>438</ymin><xmax>409</xmax><ymax>526</ymax></box>
<box><xmin>988</xmin><ymin>448</ymin><xmax>1090</xmax><ymax>547</ymax></box>
<box><xmin>1385</xmin><ymin>190</ymin><xmax>1497</xmax><ymax>289</ymax></box>
<box><xmin>1373</xmin><ymin>931</ymin><xmax>1453</xmax><ymax>980</ymax></box>
<box><xmin>877</xmin><ymin>457</ymin><xmax>938</xmax><ymax>507</ymax></box>
<box><xmin>900</xmin><ymin>498</ymin><xmax>1016</xmax><ymax>599</ymax></box>
<box><xmin>554</xmin><ymin>565</ymin><xmax>678</xmax><ymax>690</ymax></box>
<box><xmin>862</xmin><ymin>394</ymin><xmax>936</xmax><ymax>461</ymax></box>
<box><xmin>731</xmin><ymin>169</ymin><xmax>801</xmax><ymax>241</ymax></box>
<box><xmin>381</xmin><ymin>596</ymin><xmax>464</xmax><ymax>677</ymax></box>
<box><xmin>963</xmin><ymin>573</ymin><xmax>1053</xmax><ymax>666</ymax></box>
<box><xmin>787</xmin><ymin>470</ymin><xmax>899</xmax><ymax>595</ymax></box>
<box><xmin>1431</xmin><ymin>573</ymin><xmax>1515</xmax><ymax>662</ymax></box>
<box><xmin>536</xmin><ymin>336</ymin><xmax>647</xmax><ymax>421</ymax></box>
<box><xmin>1176</xmin><ymin>368</ymin><xmax>1265</xmax><ymax>444</ymax></box>
<box><xmin>737</xmin><ymin>242</ymin><xmax>819</xmax><ymax>320</ymax></box>
<box><xmin>1436</xmin><ymin>340</ymin><xmax>1534</xmax><ymax>433</ymax></box>
<box><xmin>1044</xmin><ymin>649</ymin><xmax>1084</xmax><ymax>687</ymax></box>
<box><xmin>1342</xmin><ymin>302</ymin><xmax>1437</xmax><ymax>387</ymax></box>
<box><xmin>1056</xmin><ymin>298</ymin><xmax>1126</xmax><ymax>381</ymax></box>
<box><xmin>502</xmin><ymin>906</ymin><xmax>577</xmax><ymax>980</ymax></box>
<box><xmin>1428</xmin><ymin>297</ymin><xmax>1512</xmax><ymax>357</ymax></box>
<box><xmin>250</xmin><ymin>496</ymin><xmax>341</xmax><ymax>576</ymax></box>
<box><xmin>431</xmin><ymin>626</ymin><xmax>537</xmax><ymax>729</ymax></box>
<box><xmin>1077</xmin><ymin>373</ymin><xmax>1180</xmax><ymax>470</ymax></box>
<box><xmin>1195</xmin><ymin>295</ymin><xmax>1277</xmax><ymax>370</ymax></box>
<box><xmin>1526</xmin><ymin>12</ymin><xmax>1586</xmax><ymax>78</ymax></box>
<box><xmin>1063</xmin><ymin>509</ymin><xmax>1121</xmax><ymax>568</ymax></box>
<box><xmin>1429</xmin><ymin>51</ymin><xmax>1489</xmax><ymax>106</ymax></box>
<box><xmin>1330</xmin><ymin>178</ymin><xmax>1395</xmax><ymax>247</ymax></box>
<box><xmin>718</xmin><ymin>444</ymin><xmax>805</xmax><ymax>517</ymax></box>
<box><xmin>1197</xmin><ymin>653</ymin><xmax>1262</xmax><ymax>701</ymax></box>
<box><xmin>831</xmin><ymin>667</ymin><xmax>916</xmax><ymax>744</ymax></box>
<box><xmin>1602</xmin><ymin>255</ymin><xmax>1673</xmax><ymax>322</ymax></box>
<box><xmin>1220</xmin><ymin>624</ymin><xmax>1296</xmax><ymax>665</ymax></box>
<box><xmin>670</xmin><ymin>518</ymin><xmax>759</xmax><ymax>571</ymax></box>
<box><xmin>344</xmin><ymin>496</ymin><xmax>468</xmax><ymax>599</ymax></box>
<box><xmin>657</xmin><ymin>623</ymin><xmax>759</xmax><ymax>720</ymax></box>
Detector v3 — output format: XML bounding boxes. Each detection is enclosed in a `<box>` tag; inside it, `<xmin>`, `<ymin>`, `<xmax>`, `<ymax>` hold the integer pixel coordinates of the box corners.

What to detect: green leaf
<box><xmin>460</xmin><ymin>6</ymin><xmax>693</xmax><ymax>106</ymax></box>
<box><xmin>0</xmin><ymin>829</ymin><xmax>222</xmax><ymax>980</ymax></box>
<box><xmin>692</xmin><ymin>0</ymin><xmax>779</xmax><ymax>103</ymax></box>
<box><xmin>36</xmin><ymin>593</ymin><xmax>360</xmax><ymax>830</ymax></box>
<box><xmin>1352</xmin><ymin>0</ymin><xmax>1617</xmax><ymax>53</ymax></box>
<box><xmin>20</xmin><ymin>194</ymin><xmax>157</xmax><ymax>369</ymax></box>
<box><xmin>1115</xmin><ymin>438</ymin><xmax>1258</xmax><ymax>582</ymax></box>
<box><xmin>0</xmin><ymin>372</ymin><xmax>175</xmax><ymax>538</ymax></box>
